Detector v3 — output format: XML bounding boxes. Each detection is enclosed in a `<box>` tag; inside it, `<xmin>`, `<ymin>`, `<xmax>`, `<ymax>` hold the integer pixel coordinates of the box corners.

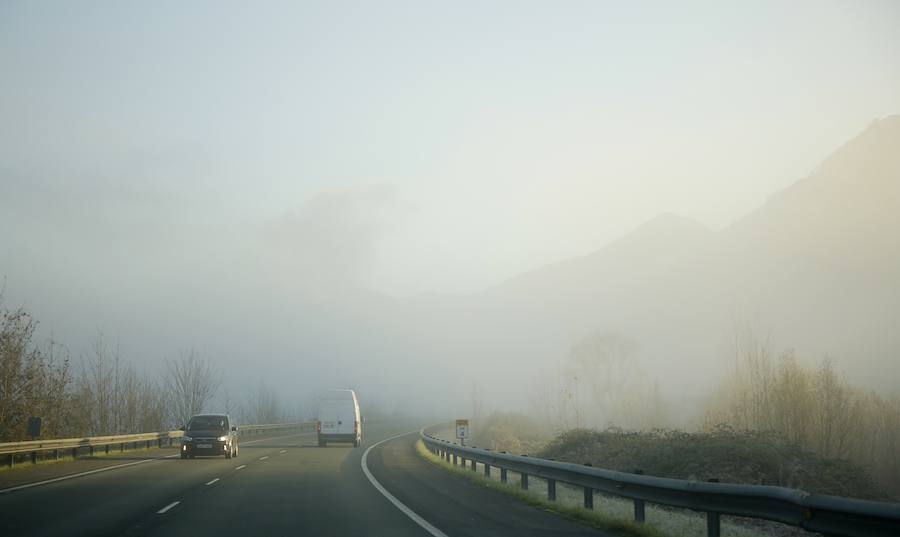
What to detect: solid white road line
<box><xmin>235</xmin><ymin>465</ymin><xmax>246</xmax><ymax>470</ymax></box>
<box><xmin>241</xmin><ymin>431</ymin><xmax>315</xmax><ymax>446</ymax></box>
<box><xmin>0</xmin><ymin>454</ymin><xmax>180</xmax><ymax>495</ymax></box>
<box><xmin>205</xmin><ymin>478</ymin><xmax>219</xmax><ymax>485</ymax></box>
<box><xmin>361</xmin><ymin>431</ymin><xmax>449</xmax><ymax>537</ymax></box>
<box><xmin>157</xmin><ymin>501</ymin><xmax>180</xmax><ymax>514</ymax></box>
<box><xmin>0</xmin><ymin>431</ymin><xmax>315</xmax><ymax>495</ymax></box>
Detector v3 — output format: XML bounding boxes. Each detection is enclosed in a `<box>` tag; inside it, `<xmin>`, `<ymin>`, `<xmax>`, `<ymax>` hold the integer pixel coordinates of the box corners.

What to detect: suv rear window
<box><xmin>187</xmin><ymin>416</ymin><xmax>228</xmax><ymax>431</ymax></box>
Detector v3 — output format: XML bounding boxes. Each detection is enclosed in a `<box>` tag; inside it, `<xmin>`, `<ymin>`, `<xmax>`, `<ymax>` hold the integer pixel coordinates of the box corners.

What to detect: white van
<box><xmin>316</xmin><ymin>389</ymin><xmax>362</xmax><ymax>447</ymax></box>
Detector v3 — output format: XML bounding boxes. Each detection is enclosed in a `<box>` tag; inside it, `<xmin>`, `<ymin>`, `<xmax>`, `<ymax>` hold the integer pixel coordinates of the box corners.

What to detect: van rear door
<box><xmin>319</xmin><ymin>403</ymin><xmax>340</xmax><ymax>434</ymax></box>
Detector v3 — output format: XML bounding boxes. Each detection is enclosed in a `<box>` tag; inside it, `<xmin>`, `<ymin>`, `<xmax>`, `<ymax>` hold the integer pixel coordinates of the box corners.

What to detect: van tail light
<box><xmin>354</xmin><ymin>421</ymin><xmax>359</xmax><ymax>433</ymax></box>
<box><xmin>316</xmin><ymin>421</ymin><xmax>321</xmax><ymax>433</ymax></box>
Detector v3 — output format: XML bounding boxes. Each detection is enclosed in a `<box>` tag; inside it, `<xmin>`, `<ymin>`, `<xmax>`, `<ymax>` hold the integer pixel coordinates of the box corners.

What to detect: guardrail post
<box><xmin>583</xmin><ymin>486</ymin><xmax>593</xmax><ymax>509</ymax></box>
<box><xmin>89</xmin><ymin>446</ymin><xmax>94</xmax><ymax>456</ymax></box>
<box><xmin>547</xmin><ymin>479</ymin><xmax>556</xmax><ymax>501</ymax></box>
<box><xmin>470</xmin><ymin>459</ymin><xmax>476</xmax><ymax>472</ymax></box>
<box><xmin>707</xmin><ymin>513</ymin><xmax>720</xmax><ymax>537</ymax></box>
<box><xmin>634</xmin><ymin>469</ymin><xmax>645</xmax><ymax>522</ymax></box>
<box><xmin>71</xmin><ymin>447</ymin><xmax>77</xmax><ymax>459</ymax></box>
<box><xmin>484</xmin><ymin>463</ymin><xmax>490</xmax><ymax>478</ymax></box>
<box><xmin>31</xmin><ymin>451</ymin><xmax>37</xmax><ymax>464</ymax></box>
<box><xmin>105</xmin><ymin>444</ymin><xmax>110</xmax><ymax>454</ymax></box>
<box><xmin>7</xmin><ymin>454</ymin><xmax>13</xmax><ymax>468</ymax></box>
<box><xmin>452</xmin><ymin>454</ymin><xmax>458</xmax><ymax>466</ymax></box>
<box><xmin>120</xmin><ymin>443</ymin><xmax>124</xmax><ymax>453</ymax></box>
<box><xmin>521</xmin><ymin>473</ymin><xmax>529</xmax><ymax>490</ymax></box>
<box><xmin>500</xmin><ymin>468</ymin><xmax>507</xmax><ymax>483</ymax></box>
<box><xmin>707</xmin><ymin>478</ymin><xmax>720</xmax><ymax>537</ymax></box>
<box><xmin>53</xmin><ymin>449</ymin><xmax>59</xmax><ymax>460</ymax></box>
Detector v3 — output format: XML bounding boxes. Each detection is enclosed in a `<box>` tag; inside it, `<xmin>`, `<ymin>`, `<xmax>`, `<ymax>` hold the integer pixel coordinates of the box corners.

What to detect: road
<box><xmin>0</xmin><ymin>418</ymin><xmax>602</xmax><ymax>536</ymax></box>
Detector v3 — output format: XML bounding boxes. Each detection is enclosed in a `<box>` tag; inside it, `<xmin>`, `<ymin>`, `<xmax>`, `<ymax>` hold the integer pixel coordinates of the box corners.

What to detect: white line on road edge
<box><xmin>157</xmin><ymin>501</ymin><xmax>180</xmax><ymax>514</ymax></box>
<box><xmin>235</xmin><ymin>465</ymin><xmax>246</xmax><ymax>470</ymax></box>
<box><xmin>0</xmin><ymin>454</ymin><xmax>180</xmax><ymax>495</ymax></box>
<box><xmin>258</xmin><ymin>456</ymin><xmax>269</xmax><ymax>461</ymax></box>
<box><xmin>0</xmin><ymin>431</ymin><xmax>314</xmax><ymax>495</ymax></box>
<box><xmin>205</xmin><ymin>478</ymin><xmax>219</xmax><ymax>485</ymax></box>
<box><xmin>361</xmin><ymin>431</ymin><xmax>449</xmax><ymax>537</ymax></box>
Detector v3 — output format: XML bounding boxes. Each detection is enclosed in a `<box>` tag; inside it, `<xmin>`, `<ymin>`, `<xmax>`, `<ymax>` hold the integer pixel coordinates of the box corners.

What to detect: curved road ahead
<box><xmin>0</xmin><ymin>419</ymin><xmax>601</xmax><ymax>536</ymax></box>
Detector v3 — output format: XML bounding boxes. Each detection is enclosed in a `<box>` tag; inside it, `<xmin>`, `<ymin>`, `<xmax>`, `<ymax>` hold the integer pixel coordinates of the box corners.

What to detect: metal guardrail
<box><xmin>421</xmin><ymin>428</ymin><xmax>900</xmax><ymax>537</ymax></box>
<box><xmin>0</xmin><ymin>422</ymin><xmax>314</xmax><ymax>467</ymax></box>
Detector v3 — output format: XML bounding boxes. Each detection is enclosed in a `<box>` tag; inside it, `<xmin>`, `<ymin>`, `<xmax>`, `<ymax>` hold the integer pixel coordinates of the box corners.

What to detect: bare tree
<box><xmin>0</xmin><ymin>306</ymin><xmax>44</xmax><ymax>440</ymax></box>
<box><xmin>165</xmin><ymin>350</ymin><xmax>221</xmax><ymax>428</ymax></box>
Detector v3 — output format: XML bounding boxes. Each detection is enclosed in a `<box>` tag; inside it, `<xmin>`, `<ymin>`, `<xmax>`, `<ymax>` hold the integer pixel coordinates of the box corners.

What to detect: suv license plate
<box><xmin>196</xmin><ymin>443</ymin><xmax>212</xmax><ymax>449</ymax></box>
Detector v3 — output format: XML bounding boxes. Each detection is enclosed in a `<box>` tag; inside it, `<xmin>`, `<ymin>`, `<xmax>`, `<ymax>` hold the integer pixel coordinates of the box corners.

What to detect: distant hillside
<box><xmin>408</xmin><ymin>116</ymin><xmax>900</xmax><ymax>407</ymax></box>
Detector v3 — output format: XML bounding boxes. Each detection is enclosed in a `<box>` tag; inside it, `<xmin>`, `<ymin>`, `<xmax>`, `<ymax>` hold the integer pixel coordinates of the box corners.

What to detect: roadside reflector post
<box><xmin>548</xmin><ymin>479</ymin><xmax>556</xmax><ymax>501</ymax></box>
<box><xmin>583</xmin><ymin>486</ymin><xmax>593</xmax><ymax>509</ymax></box>
<box><xmin>521</xmin><ymin>473</ymin><xmax>529</xmax><ymax>490</ymax></box>
<box><xmin>500</xmin><ymin>468</ymin><xmax>507</xmax><ymax>483</ymax></box>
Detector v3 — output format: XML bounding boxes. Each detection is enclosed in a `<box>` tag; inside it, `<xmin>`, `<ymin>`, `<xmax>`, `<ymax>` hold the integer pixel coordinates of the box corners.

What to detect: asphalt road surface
<box><xmin>0</xmin><ymin>418</ymin><xmax>603</xmax><ymax>536</ymax></box>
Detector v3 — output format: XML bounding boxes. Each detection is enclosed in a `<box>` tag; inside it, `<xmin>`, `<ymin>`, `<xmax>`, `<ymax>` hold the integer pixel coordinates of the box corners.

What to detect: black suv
<box><xmin>180</xmin><ymin>414</ymin><xmax>239</xmax><ymax>459</ymax></box>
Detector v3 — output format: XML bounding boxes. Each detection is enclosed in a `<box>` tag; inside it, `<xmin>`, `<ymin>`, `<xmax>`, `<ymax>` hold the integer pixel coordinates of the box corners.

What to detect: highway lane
<box><xmin>0</xmin><ymin>419</ymin><xmax>605</xmax><ymax>536</ymax></box>
<box><xmin>0</xmin><ymin>430</ymin><xmax>320</xmax><ymax>536</ymax></box>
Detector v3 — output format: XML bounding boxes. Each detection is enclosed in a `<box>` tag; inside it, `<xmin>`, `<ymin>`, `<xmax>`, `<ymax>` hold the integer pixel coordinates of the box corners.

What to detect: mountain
<box><xmin>410</xmin><ymin>116</ymin><xmax>900</xmax><ymax>406</ymax></box>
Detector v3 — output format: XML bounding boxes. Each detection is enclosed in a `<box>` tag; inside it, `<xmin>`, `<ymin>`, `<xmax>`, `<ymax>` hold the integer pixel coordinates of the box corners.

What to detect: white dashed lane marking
<box><xmin>235</xmin><ymin>465</ymin><xmax>246</xmax><ymax>470</ymax></box>
<box><xmin>157</xmin><ymin>501</ymin><xmax>180</xmax><ymax>514</ymax></box>
<box><xmin>205</xmin><ymin>478</ymin><xmax>219</xmax><ymax>485</ymax></box>
<box><xmin>259</xmin><ymin>456</ymin><xmax>269</xmax><ymax>461</ymax></box>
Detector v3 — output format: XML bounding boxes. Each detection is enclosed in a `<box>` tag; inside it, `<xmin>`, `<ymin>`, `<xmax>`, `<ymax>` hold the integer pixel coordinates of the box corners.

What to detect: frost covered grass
<box><xmin>417</xmin><ymin>438</ymin><xmax>789</xmax><ymax>537</ymax></box>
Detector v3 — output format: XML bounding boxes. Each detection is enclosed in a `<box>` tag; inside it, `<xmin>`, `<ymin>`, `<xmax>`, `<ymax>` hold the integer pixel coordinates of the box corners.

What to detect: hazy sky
<box><xmin>2</xmin><ymin>0</ymin><xmax>899</xmax><ymax>298</ymax></box>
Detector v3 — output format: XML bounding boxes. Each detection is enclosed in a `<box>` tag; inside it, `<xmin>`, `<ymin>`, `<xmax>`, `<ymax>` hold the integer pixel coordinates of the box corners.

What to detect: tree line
<box><xmin>705</xmin><ymin>326</ymin><xmax>900</xmax><ymax>497</ymax></box>
<box><xmin>0</xmin><ymin>301</ymin><xmax>288</xmax><ymax>442</ymax></box>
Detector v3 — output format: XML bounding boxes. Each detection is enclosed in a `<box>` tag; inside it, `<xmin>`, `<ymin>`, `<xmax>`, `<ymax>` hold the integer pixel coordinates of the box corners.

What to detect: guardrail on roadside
<box><xmin>421</xmin><ymin>428</ymin><xmax>900</xmax><ymax>537</ymax></box>
<box><xmin>0</xmin><ymin>422</ymin><xmax>315</xmax><ymax>468</ymax></box>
